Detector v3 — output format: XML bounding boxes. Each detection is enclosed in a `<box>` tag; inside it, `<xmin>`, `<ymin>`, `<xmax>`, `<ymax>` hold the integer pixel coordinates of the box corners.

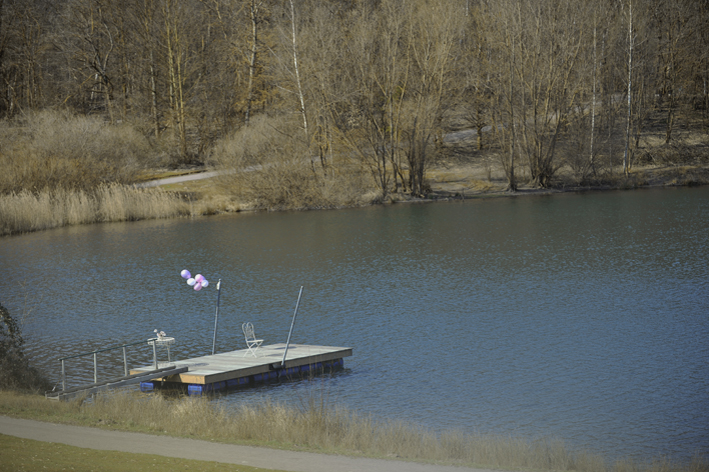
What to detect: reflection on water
<box><xmin>1</xmin><ymin>187</ymin><xmax>708</xmax><ymax>462</ymax></box>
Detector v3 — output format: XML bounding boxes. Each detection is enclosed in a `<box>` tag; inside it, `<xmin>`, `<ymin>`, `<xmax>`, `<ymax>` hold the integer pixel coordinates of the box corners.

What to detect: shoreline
<box><xmin>1</xmin><ymin>164</ymin><xmax>707</xmax><ymax>238</ymax></box>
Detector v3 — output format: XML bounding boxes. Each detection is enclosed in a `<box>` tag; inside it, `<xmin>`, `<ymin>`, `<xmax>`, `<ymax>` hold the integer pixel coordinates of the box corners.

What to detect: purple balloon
<box><xmin>181</xmin><ymin>269</ymin><xmax>191</xmax><ymax>279</ymax></box>
<box><xmin>187</xmin><ymin>278</ymin><xmax>196</xmax><ymax>286</ymax></box>
<box><xmin>195</xmin><ymin>274</ymin><xmax>204</xmax><ymax>283</ymax></box>
<box><xmin>201</xmin><ymin>279</ymin><xmax>209</xmax><ymax>288</ymax></box>
<box><xmin>194</xmin><ymin>282</ymin><xmax>202</xmax><ymax>291</ymax></box>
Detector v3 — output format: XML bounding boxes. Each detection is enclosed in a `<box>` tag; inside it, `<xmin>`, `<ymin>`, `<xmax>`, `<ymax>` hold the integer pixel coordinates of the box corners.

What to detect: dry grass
<box><xmin>0</xmin><ymin>184</ymin><xmax>190</xmax><ymax>236</ymax></box>
<box><xmin>426</xmin><ymin>163</ymin><xmax>506</xmax><ymax>196</ymax></box>
<box><xmin>0</xmin><ymin>389</ymin><xmax>706</xmax><ymax>472</ymax></box>
<box><xmin>0</xmin><ymin>111</ymin><xmax>195</xmax><ymax>235</ymax></box>
<box><xmin>0</xmin><ymin>111</ymin><xmax>152</xmax><ymax>194</ymax></box>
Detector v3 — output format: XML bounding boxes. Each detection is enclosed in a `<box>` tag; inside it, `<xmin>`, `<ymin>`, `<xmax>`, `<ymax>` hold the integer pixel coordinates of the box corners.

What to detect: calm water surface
<box><xmin>1</xmin><ymin>187</ymin><xmax>708</xmax><ymax>462</ymax></box>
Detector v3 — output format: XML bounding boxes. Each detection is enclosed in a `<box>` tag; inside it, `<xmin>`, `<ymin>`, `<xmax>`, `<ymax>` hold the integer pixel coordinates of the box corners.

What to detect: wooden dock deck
<box><xmin>131</xmin><ymin>343</ymin><xmax>352</xmax><ymax>394</ymax></box>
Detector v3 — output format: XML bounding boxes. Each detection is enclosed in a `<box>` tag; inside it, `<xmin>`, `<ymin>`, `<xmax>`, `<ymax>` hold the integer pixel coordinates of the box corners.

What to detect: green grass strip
<box><xmin>0</xmin><ymin>433</ymin><xmax>283</xmax><ymax>472</ymax></box>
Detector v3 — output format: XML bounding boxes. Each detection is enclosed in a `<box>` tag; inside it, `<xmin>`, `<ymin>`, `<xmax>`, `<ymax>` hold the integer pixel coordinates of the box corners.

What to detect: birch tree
<box><xmin>590</xmin><ymin>12</ymin><xmax>599</xmax><ymax>172</ymax></box>
<box><xmin>623</xmin><ymin>0</ymin><xmax>634</xmax><ymax>176</ymax></box>
<box><xmin>287</xmin><ymin>0</ymin><xmax>307</xmax><ymax>141</ymax></box>
<box><xmin>244</xmin><ymin>0</ymin><xmax>263</xmax><ymax>127</ymax></box>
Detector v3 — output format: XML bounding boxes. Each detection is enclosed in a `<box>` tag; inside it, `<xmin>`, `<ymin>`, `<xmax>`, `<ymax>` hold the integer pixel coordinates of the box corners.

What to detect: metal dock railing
<box><xmin>47</xmin><ymin>339</ymin><xmax>186</xmax><ymax>401</ymax></box>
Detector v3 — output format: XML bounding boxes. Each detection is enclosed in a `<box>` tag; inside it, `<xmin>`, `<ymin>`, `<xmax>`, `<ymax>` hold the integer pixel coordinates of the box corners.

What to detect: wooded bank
<box><xmin>1</xmin><ymin>0</ymin><xmax>708</xmax><ymax>201</ymax></box>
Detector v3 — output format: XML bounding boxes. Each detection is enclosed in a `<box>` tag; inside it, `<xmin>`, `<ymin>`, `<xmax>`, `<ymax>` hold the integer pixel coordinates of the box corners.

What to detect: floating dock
<box><xmin>131</xmin><ymin>343</ymin><xmax>352</xmax><ymax>395</ymax></box>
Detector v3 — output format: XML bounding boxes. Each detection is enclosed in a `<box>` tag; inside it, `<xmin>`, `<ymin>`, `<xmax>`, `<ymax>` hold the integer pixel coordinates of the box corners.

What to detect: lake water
<box><xmin>1</xmin><ymin>187</ymin><xmax>708</xmax><ymax>462</ymax></box>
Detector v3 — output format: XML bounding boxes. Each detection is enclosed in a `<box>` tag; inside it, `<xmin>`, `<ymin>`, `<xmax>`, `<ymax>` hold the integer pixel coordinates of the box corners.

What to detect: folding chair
<box><xmin>242</xmin><ymin>322</ymin><xmax>264</xmax><ymax>357</ymax></box>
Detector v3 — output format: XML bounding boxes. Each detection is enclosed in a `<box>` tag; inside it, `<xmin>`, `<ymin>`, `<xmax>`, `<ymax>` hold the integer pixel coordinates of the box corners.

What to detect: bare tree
<box><xmin>515</xmin><ymin>0</ymin><xmax>584</xmax><ymax>188</ymax></box>
<box><xmin>162</xmin><ymin>0</ymin><xmax>188</xmax><ymax>157</ymax></box>
<box><xmin>332</xmin><ymin>0</ymin><xmax>409</xmax><ymax>199</ymax></box>
<box><xmin>287</xmin><ymin>0</ymin><xmax>307</xmax><ymax>141</ymax></box>
<box><xmin>615</xmin><ymin>0</ymin><xmax>655</xmax><ymax>175</ymax></box>
<box><xmin>293</xmin><ymin>0</ymin><xmax>348</xmax><ymax>172</ymax></box>
<box><xmin>403</xmin><ymin>0</ymin><xmax>463</xmax><ymax>196</ymax></box>
<box><xmin>488</xmin><ymin>0</ymin><xmax>522</xmax><ymax>191</ymax></box>
<box><xmin>159</xmin><ymin>0</ymin><xmax>223</xmax><ymax>161</ymax></box>
<box><xmin>461</xmin><ymin>3</ymin><xmax>494</xmax><ymax>152</ymax></box>
<box><xmin>623</xmin><ymin>0</ymin><xmax>634</xmax><ymax>176</ymax></box>
<box><xmin>244</xmin><ymin>0</ymin><xmax>263</xmax><ymax>127</ymax></box>
<box><xmin>132</xmin><ymin>0</ymin><xmax>163</xmax><ymax>137</ymax></box>
<box><xmin>652</xmin><ymin>0</ymin><xmax>694</xmax><ymax>144</ymax></box>
<box><xmin>590</xmin><ymin>12</ymin><xmax>599</xmax><ymax>172</ymax></box>
<box><xmin>63</xmin><ymin>0</ymin><xmax>120</xmax><ymax>121</ymax></box>
<box><xmin>697</xmin><ymin>1</ymin><xmax>709</xmax><ymax>124</ymax></box>
<box><xmin>0</xmin><ymin>1</ymin><xmax>51</xmax><ymax>116</ymax></box>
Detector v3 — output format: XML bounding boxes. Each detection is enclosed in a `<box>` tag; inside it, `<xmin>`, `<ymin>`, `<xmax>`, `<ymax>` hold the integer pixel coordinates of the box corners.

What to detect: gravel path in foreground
<box><xmin>0</xmin><ymin>416</ymin><xmax>491</xmax><ymax>472</ymax></box>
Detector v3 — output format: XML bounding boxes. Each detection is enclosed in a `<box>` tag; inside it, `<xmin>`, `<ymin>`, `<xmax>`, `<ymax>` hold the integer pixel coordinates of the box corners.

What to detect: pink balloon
<box><xmin>181</xmin><ymin>269</ymin><xmax>191</xmax><ymax>279</ymax></box>
<box><xmin>195</xmin><ymin>274</ymin><xmax>204</xmax><ymax>283</ymax></box>
<box><xmin>193</xmin><ymin>282</ymin><xmax>202</xmax><ymax>291</ymax></box>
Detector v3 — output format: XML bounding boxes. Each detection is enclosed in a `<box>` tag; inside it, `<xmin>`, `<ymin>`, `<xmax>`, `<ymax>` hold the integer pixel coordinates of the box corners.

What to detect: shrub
<box><xmin>211</xmin><ymin>114</ymin><xmax>370</xmax><ymax>210</ymax></box>
<box><xmin>0</xmin><ymin>304</ymin><xmax>51</xmax><ymax>393</ymax></box>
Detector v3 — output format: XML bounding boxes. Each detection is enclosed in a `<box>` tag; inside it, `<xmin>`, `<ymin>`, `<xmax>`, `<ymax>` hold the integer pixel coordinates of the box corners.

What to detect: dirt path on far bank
<box><xmin>137</xmin><ymin>170</ymin><xmax>226</xmax><ymax>188</ymax></box>
<box><xmin>0</xmin><ymin>416</ymin><xmax>490</xmax><ymax>472</ymax></box>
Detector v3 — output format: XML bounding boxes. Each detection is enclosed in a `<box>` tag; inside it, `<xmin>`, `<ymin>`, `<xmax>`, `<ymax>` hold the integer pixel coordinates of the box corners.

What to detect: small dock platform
<box><xmin>131</xmin><ymin>343</ymin><xmax>352</xmax><ymax>395</ymax></box>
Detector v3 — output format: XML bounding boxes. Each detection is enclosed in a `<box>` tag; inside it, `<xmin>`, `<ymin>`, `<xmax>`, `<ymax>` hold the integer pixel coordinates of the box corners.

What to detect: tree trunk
<box><xmin>164</xmin><ymin>0</ymin><xmax>188</xmax><ymax>160</ymax></box>
<box><xmin>590</xmin><ymin>22</ymin><xmax>597</xmax><ymax>173</ymax></box>
<box><xmin>244</xmin><ymin>0</ymin><xmax>259</xmax><ymax>127</ymax></box>
<box><xmin>507</xmin><ymin>25</ymin><xmax>517</xmax><ymax>192</ymax></box>
<box><xmin>288</xmin><ymin>0</ymin><xmax>308</xmax><ymax>141</ymax></box>
<box><xmin>623</xmin><ymin>0</ymin><xmax>633</xmax><ymax>177</ymax></box>
<box><xmin>150</xmin><ymin>51</ymin><xmax>160</xmax><ymax>138</ymax></box>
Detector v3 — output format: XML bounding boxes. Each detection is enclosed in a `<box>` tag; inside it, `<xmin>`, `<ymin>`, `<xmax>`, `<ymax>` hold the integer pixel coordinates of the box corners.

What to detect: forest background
<box><xmin>1</xmin><ymin>0</ymin><xmax>709</xmax><ymax>234</ymax></box>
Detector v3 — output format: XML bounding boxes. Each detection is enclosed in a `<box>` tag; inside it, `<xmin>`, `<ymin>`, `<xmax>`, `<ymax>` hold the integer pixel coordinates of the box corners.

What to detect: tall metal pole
<box><xmin>281</xmin><ymin>286</ymin><xmax>303</xmax><ymax>367</ymax></box>
<box><xmin>212</xmin><ymin>279</ymin><xmax>222</xmax><ymax>355</ymax></box>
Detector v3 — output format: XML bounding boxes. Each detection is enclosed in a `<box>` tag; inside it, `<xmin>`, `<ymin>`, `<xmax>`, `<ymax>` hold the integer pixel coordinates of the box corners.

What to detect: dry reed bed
<box><xmin>1</xmin><ymin>390</ymin><xmax>706</xmax><ymax>472</ymax></box>
<box><xmin>0</xmin><ymin>184</ymin><xmax>190</xmax><ymax>236</ymax></box>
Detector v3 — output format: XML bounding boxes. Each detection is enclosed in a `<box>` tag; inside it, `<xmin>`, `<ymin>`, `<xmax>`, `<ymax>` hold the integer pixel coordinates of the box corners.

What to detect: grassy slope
<box><xmin>1</xmin><ymin>390</ymin><xmax>708</xmax><ymax>472</ymax></box>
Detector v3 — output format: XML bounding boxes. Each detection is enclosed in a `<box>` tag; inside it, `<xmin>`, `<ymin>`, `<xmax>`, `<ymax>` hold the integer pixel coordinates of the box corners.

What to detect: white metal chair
<box><xmin>242</xmin><ymin>322</ymin><xmax>264</xmax><ymax>357</ymax></box>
